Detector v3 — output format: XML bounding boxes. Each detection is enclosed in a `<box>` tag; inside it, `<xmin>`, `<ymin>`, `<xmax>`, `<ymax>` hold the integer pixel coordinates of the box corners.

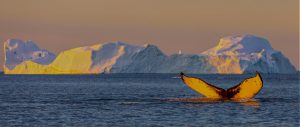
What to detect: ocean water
<box><xmin>0</xmin><ymin>73</ymin><xmax>299</xmax><ymax>127</ymax></box>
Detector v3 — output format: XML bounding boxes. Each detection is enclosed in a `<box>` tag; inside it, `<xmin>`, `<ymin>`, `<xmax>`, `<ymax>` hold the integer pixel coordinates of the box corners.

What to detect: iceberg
<box><xmin>3</xmin><ymin>35</ymin><xmax>296</xmax><ymax>74</ymax></box>
<box><xmin>202</xmin><ymin>35</ymin><xmax>296</xmax><ymax>73</ymax></box>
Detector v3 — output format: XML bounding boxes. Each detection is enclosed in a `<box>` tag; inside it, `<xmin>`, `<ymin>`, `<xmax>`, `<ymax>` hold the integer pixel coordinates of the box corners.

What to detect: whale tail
<box><xmin>180</xmin><ymin>72</ymin><xmax>263</xmax><ymax>99</ymax></box>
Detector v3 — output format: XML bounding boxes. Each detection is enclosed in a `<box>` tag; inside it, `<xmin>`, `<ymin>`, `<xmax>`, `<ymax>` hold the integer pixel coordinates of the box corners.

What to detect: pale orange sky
<box><xmin>0</xmin><ymin>0</ymin><xmax>299</xmax><ymax>70</ymax></box>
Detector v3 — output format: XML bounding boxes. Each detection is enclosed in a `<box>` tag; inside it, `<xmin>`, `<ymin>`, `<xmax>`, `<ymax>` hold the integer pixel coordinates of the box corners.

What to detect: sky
<box><xmin>0</xmin><ymin>0</ymin><xmax>299</xmax><ymax>70</ymax></box>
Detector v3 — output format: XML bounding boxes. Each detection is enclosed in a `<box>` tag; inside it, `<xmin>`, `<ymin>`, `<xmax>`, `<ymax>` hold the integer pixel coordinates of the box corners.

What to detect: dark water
<box><xmin>0</xmin><ymin>73</ymin><xmax>299</xmax><ymax>127</ymax></box>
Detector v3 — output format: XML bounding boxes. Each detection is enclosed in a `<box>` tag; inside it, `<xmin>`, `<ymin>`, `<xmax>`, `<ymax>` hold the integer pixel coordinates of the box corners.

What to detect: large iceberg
<box><xmin>202</xmin><ymin>35</ymin><xmax>296</xmax><ymax>73</ymax></box>
<box><xmin>3</xmin><ymin>35</ymin><xmax>296</xmax><ymax>74</ymax></box>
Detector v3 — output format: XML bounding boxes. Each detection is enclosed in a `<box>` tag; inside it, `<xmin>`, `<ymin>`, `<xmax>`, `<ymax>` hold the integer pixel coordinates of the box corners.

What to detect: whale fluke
<box><xmin>180</xmin><ymin>72</ymin><xmax>263</xmax><ymax>99</ymax></box>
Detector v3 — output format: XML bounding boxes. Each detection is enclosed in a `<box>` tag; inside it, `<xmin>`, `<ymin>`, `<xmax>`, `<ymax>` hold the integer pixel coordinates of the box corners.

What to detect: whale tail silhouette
<box><xmin>180</xmin><ymin>72</ymin><xmax>263</xmax><ymax>99</ymax></box>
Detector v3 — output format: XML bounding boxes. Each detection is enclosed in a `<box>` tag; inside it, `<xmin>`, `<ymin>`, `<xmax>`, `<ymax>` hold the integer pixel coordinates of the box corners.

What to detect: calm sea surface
<box><xmin>0</xmin><ymin>73</ymin><xmax>299</xmax><ymax>127</ymax></box>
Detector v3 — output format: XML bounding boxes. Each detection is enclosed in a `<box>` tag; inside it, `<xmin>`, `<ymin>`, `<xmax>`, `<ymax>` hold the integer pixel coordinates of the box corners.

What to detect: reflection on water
<box><xmin>234</xmin><ymin>99</ymin><xmax>261</xmax><ymax>108</ymax></box>
<box><xmin>168</xmin><ymin>97</ymin><xmax>261</xmax><ymax>108</ymax></box>
<box><xmin>168</xmin><ymin>97</ymin><xmax>225</xmax><ymax>103</ymax></box>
